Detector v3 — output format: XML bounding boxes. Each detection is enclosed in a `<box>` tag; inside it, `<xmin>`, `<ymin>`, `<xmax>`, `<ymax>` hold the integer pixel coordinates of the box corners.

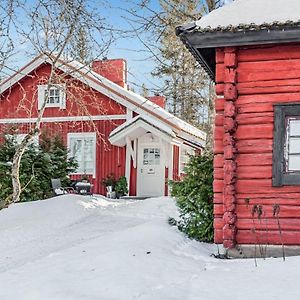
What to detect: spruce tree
<box><xmin>0</xmin><ymin>133</ymin><xmax>77</xmax><ymax>207</ymax></box>
<box><xmin>170</xmin><ymin>154</ymin><xmax>214</xmax><ymax>242</ymax></box>
<box><xmin>149</xmin><ymin>0</ymin><xmax>219</xmax><ymax>132</ymax></box>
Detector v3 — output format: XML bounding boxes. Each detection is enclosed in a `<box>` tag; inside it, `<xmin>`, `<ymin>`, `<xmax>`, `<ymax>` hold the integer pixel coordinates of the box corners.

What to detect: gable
<box><xmin>0</xmin><ymin>54</ymin><xmax>206</xmax><ymax>145</ymax></box>
<box><xmin>0</xmin><ymin>61</ymin><xmax>126</xmax><ymax>119</ymax></box>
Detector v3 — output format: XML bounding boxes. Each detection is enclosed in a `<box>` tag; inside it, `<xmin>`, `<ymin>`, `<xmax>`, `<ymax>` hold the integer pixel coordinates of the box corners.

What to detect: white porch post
<box><xmin>125</xmin><ymin>139</ymin><xmax>131</xmax><ymax>193</ymax></box>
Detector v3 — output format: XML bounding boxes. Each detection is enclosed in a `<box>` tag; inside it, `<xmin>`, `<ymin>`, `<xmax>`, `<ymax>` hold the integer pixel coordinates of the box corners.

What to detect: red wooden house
<box><xmin>0</xmin><ymin>54</ymin><xmax>206</xmax><ymax>197</ymax></box>
<box><xmin>177</xmin><ymin>0</ymin><xmax>300</xmax><ymax>255</ymax></box>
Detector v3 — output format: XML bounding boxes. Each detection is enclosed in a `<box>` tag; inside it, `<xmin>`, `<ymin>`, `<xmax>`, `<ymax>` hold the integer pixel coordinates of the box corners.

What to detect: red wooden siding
<box><xmin>172</xmin><ymin>145</ymin><xmax>180</xmax><ymax>181</ymax></box>
<box><xmin>0</xmin><ymin>120</ymin><xmax>126</xmax><ymax>195</ymax></box>
<box><xmin>0</xmin><ymin>62</ymin><xmax>128</xmax><ymax>195</ymax></box>
<box><xmin>215</xmin><ymin>43</ymin><xmax>300</xmax><ymax>246</ymax></box>
<box><xmin>0</xmin><ymin>63</ymin><xmax>126</xmax><ymax>119</ymax></box>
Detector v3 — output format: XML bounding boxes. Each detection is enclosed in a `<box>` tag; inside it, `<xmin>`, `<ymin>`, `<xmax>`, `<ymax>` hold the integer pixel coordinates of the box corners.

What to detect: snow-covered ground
<box><xmin>0</xmin><ymin>195</ymin><xmax>299</xmax><ymax>300</ymax></box>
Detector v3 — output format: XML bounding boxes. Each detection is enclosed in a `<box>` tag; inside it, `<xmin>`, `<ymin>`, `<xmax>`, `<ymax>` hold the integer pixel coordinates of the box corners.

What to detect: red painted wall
<box><xmin>0</xmin><ymin>120</ymin><xmax>126</xmax><ymax>195</ymax></box>
<box><xmin>173</xmin><ymin>145</ymin><xmax>180</xmax><ymax>181</ymax></box>
<box><xmin>214</xmin><ymin>43</ymin><xmax>300</xmax><ymax>246</ymax></box>
<box><xmin>0</xmin><ymin>63</ymin><xmax>126</xmax><ymax>119</ymax></box>
<box><xmin>0</xmin><ymin>62</ymin><xmax>127</xmax><ymax>195</ymax></box>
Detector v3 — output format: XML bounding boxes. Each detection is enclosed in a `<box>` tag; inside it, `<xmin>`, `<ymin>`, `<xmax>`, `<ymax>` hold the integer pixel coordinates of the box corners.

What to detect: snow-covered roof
<box><xmin>195</xmin><ymin>0</ymin><xmax>300</xmax><ymax>32</ymax></box>
<box><xmin>0</xmin><ymin>54</ymin><xmax>206</xmax><ymax>146</ymax></box>
<box><xmin>176</xmin><ymin>0</ymin><xmax>300</xmax><ymax>81</ymax></box>
<box><xmin>109</xmin><ymin>115</ymin><xmax>176</xmax><ymax>147</ymax></box>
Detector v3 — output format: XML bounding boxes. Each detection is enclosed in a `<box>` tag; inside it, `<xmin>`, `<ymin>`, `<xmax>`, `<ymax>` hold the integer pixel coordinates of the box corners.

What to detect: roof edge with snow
<box><xmin>177</xmin><ymin>0</ymin><xmax>300</xmax><ymax>80</ymax></box>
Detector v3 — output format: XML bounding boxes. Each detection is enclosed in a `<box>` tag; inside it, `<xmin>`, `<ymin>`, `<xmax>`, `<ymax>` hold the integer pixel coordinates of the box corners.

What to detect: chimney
<box><xmin>147</xmin><ymin>95</ymin><xmax>166</xmax><ymax>109</ymax></box>
<box><xmin>91</xmin><ymin>59</ymin><xmax>127</xmax><ymax>88</ymax></box>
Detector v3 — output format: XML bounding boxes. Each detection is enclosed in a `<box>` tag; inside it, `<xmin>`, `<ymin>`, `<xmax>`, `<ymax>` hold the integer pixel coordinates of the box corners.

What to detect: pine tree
<box><xmin>129</xmin><ymin>0</ymin><xmax>224</xmax><ymax>144</ymax></box>
<box><xmin>151</xmin><ymin>0</ymin><xmax>214</xmax><ymax>129</ymax></box>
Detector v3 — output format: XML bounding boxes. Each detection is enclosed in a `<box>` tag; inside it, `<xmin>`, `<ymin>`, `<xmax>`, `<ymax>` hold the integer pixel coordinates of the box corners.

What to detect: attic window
<box><xmin>273</xmin><ymin>104</ymin><xmax>300</xmax><ymax>186</ymax></box>
<box><xmin>47</xmin><ymin>87</ymin><xmax>61</xmax><ymax>105</ymax></box>
<box><xmin>37</xmin><ymin>84</ymin><xmax>66</xmax><ymax>109</ymax></box>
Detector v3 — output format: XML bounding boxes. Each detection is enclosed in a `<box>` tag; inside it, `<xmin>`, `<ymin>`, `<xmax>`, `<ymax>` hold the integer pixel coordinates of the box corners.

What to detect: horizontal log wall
<box><xmin>214</xmin><ymin>44</ymin><xmax>300</xmax><ymax>246</ymax></box>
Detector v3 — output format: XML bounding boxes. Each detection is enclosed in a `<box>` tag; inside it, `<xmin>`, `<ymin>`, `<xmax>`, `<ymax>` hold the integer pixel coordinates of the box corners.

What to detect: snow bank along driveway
<box><xmin>0</xmin><ymin>195</ymin><xmax>299</xmax><ymax>300</ymax></box>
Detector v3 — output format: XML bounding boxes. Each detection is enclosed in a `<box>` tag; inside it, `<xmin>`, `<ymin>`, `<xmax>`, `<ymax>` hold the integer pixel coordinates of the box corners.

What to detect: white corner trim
<box><xmin>0</xmin><ymin>114</ymin><xmax>127</xmax><ymax>124</ymax></box>
<box><xmin>0</xmin><ymin>56</ymin><xmax>47</xmax><ymax>94</ymax></box>
<box><xmin>126</xmin><ymin>108</ymin><xmax>133</xmax><ymax>120</ymax></box>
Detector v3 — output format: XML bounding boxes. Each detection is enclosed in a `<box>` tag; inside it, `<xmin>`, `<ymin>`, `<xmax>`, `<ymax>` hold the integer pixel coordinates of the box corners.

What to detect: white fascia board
<box><xmin>177</xmin><ymin>131</ymin><xmax>206</xmax><ymax>149</ymax></box>
<box><xmin>110</xmin><ymin>115</ymin><xmax>175</xmax><ymax>139</ymax></box>
<box><xmin>0</xmin><ymin>114</ymin><xmax>126</xmax><ymax>124</ymax></box>
<box><xmin>0</xmin><ymin>55</ymin><xmax>47</xmax><ymax>94</ymax></box>
<box><xmin>109</xmin><ymin>118</ymin><xmax>174</xmax><ymax>147</ymax></box>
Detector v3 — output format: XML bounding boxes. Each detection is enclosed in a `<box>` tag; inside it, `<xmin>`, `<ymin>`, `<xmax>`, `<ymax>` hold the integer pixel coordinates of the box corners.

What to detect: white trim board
<box><xmin>0</xmin><ymin>114</ymin><xmax>126</xmax><ymax>124</ymax></box>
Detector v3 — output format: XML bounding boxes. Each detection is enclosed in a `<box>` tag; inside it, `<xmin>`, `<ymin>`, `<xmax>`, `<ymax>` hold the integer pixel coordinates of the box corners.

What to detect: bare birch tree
<box><xmin>1</xmin><ymin>0</ymin><xmax>115</xmax><ymax>205</ymax></box>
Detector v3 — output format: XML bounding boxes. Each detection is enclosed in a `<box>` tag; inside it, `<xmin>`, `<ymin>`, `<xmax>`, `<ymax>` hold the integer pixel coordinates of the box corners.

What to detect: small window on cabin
<box><xmin>286</xmin><ymin>119</ymin><xmax>300</xmax><ymax>171</ymax></box>
<box><xmin>273</xmin><ymin>104</ymin><xmax>300</xmax><ymax>186</ymax></box>
<box><xmin>37</xmin><ymin>84</ymin><xmax>66</xmax><ymax>110</ymax></box>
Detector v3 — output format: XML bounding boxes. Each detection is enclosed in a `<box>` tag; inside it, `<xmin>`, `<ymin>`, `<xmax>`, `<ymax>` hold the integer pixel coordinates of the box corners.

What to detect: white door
<box><xmin>137</xmin><ymin>144</ymin><xmax>165</xmax><ymax>197</ymax></box>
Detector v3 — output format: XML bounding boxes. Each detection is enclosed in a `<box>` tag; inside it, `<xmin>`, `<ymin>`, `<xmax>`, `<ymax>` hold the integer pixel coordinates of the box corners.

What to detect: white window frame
<box><xmin>67</xmin><ymin>132</ymin><xmax>96</xmax><ymax>177</ymax></box>
<box><xmin>179</xmin><ymin>145</ymin><xmax>195</xmax><ymax>174</ymax></box>
<box><xmin>285</xmin><ymin>117</ymin><xmax>300</xmax><ymax>172</ymax></box>
<box><xmin>38</xmin><ymin>84</ymin><xmax>66</xmax><ymax>110</ymax></box>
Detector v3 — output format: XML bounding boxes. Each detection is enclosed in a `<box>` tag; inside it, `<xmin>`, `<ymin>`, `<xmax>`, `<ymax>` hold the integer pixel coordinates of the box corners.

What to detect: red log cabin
<box><xmin>177</xmin><ymin>0</ymin><xmax>300</xmax><ymax>255</ymax></box>
<box><xmin>0</xmin><ymin>54</ymin><xmax>206</xmax><ymax>197</ymax></box>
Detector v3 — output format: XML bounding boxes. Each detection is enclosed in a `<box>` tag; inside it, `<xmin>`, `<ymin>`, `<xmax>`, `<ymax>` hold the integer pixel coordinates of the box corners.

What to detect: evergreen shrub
<box><xmin>170</xmin><ymin>153</ymin><xmax>214</xmax><ymax>242</ymax></box>
<box><xmin>0</xmin><ymin>133</ymin><xmax>77</xmax><ymax>202</ymax></box>
<box><xmin>115</xmin><ymin>176</ymin><xmax>128</xmax><ymax>198</ymax></box>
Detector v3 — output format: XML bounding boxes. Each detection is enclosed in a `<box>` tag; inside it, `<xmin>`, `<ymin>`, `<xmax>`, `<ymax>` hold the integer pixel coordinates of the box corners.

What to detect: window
<box><xmin>273</xmin><ymin>104</ymin><xmax>300</xmax><ymax>186</ymax></box>
<box><xmin>37</xmin><ymin>84</ymin><xmax>66</xmax><ymax>109</ymax></box>
<box><xmin>179</xmin><ymin>145</ymin><xmax>195</xmax><ymax>174</ymax></box>
<box><xmin>68</xmin><ymin>133</ymin><xmax>96</xmax><ymax>176</ymax></box>
<box><xmin>143</xmin><ymin>148</ymin><xmax>160</xmax><ymax>165</ymax></box>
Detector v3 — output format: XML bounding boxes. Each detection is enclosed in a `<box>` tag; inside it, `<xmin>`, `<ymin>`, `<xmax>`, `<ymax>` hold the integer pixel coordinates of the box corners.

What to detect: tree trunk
<box><xmin>11</xmin><ymin>147</ymin><xmax>25</xmax><ymax>203</ymax></box>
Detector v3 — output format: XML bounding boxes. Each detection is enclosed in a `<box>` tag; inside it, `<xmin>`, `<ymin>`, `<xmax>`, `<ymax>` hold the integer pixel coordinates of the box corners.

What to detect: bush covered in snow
<box><xmin>170</xmin><ymin>154</ymin><xmax>214</xmax><ymax>242</ymax></box>
<box><xmin>0</xmin><ymin>133</ymin><xmax>77</xmax><ymax>202</ymax></box>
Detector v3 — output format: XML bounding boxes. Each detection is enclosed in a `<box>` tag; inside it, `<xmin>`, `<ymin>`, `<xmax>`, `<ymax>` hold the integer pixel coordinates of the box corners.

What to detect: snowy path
<box><xmin>0</xmin><ymin>195</ymin><xmax>299</xmax><ymax>299</ymax></box>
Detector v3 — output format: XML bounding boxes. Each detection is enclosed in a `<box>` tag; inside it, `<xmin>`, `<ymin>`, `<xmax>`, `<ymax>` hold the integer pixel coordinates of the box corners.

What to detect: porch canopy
<box><xmin>109</xmin><ymin>115</ymin><xmax>176</xmax><ymax>147</ymax></box>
